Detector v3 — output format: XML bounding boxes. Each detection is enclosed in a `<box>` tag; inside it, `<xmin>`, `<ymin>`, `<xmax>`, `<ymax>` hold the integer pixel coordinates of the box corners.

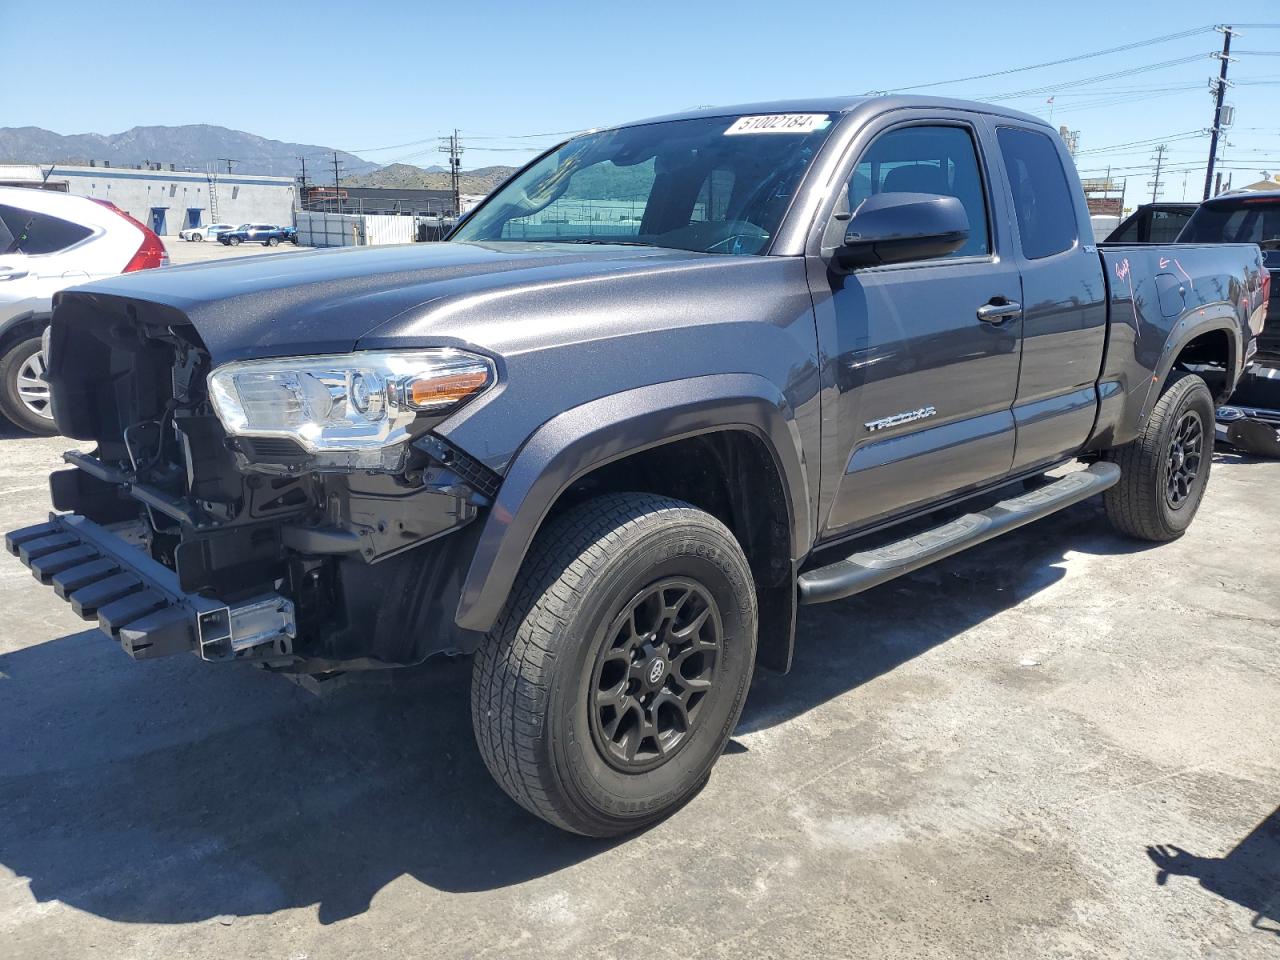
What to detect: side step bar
<box><xmin>797</xmin><ymin>462</ymin><xmax>1120</xmax><ymax>605</ymax></box>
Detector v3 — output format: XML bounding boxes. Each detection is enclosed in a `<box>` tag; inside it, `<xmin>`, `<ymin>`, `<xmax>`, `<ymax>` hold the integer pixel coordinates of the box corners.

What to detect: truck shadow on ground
<box><xmin>0</xmin><ymin>422</ymin><xmax>51</xmax><ymax>441</ymax></box>
<box><xmin>0</xmin><ymin>498</ymin><xmax>1149</xmax><ymax>925</ymax></box>
<box><xmin>1147</xmin><ymin>806</ymin><xmax>1280</xmax><ymax>937</ymax></box>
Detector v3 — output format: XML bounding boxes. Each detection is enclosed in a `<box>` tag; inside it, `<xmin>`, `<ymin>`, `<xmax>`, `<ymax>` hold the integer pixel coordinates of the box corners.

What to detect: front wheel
<box><xmin>471</xmin><ymin>493</ymin><xmax>758</xmax><ymax>836</ymax></box>
<box><xmin>1103</xmin><ymin>371</ymin><xmax>1215</xmax><ymax>541</ymax></box>
<box><xmin>194</xmin><ymin>233</ymin><xmax>204</xmax><ymax>242</ymax></box>
<box><xmin>0</xmin><ymin>337</ymin><xmax>57</xmax><ymax>435</ymax></box>
<box><xmin>228</xmin><ymin>237</ymin><xmax>241</xmax><ymax>246</ymax></box>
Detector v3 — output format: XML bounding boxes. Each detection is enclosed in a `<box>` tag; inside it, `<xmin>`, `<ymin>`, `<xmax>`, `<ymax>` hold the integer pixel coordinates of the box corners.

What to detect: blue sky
<box><xmin>5</xmin><ymin>0</ymin><xmax>1279</xmax><ymax>199</ymax></box>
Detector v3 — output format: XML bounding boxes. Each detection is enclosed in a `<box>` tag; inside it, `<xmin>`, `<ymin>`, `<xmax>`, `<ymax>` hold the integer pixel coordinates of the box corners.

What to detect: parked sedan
<box><xmin>218</xmin><ymin>224</ymin><xmax>294</xmax><ymax>246</ymax></box>
<box><xmin>0</xmin><ymin>187</ymin><xmax>167</xmax><ymax>434</ymax></box>
<box><xmin>178</xmin><ymin>222</ymin><xmax>235</xmax><ymax>242</ymax></box>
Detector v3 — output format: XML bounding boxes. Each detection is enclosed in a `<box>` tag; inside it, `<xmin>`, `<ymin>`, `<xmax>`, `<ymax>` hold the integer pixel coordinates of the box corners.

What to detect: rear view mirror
<box><xmin>836</xmin><ymin>192</ymin><xmax>969</xmax><ymax>269</ymax></box>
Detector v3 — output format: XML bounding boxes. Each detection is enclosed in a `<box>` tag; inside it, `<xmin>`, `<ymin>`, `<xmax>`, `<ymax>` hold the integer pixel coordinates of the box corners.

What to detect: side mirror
<box><xmin>836</xmin><ymin>192</ymin><xmax>970</xmax><ymax>269</ymax></box>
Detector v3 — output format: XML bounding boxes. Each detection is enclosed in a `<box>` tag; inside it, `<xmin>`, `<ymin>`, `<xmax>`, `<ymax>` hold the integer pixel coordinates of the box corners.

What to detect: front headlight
<box><xmin>207</xmin><ymin>348</ymin><xmax>494</xmax><ymax>472</ymax></box>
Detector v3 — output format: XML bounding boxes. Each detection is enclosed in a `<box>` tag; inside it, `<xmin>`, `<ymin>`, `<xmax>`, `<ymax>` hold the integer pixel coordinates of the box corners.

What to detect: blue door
<box><xmin>186</xmin><ymin>208</ymin><xmax>203</xmax><ymax>228</ymax></box>
<box><xmin>150</xmin><ymin>208</ymin><xmax>167</xmax><ymax>235</ymax></box>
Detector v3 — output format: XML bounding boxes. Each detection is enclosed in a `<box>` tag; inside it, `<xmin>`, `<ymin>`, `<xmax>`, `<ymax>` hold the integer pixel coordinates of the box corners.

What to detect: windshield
<box><xmin>1180</xmin><ymin>199</ymin><xmax>1280</xmax><ymax>265</ymax></box>
<box><xmin>451</xmin><ymin>113</ymin><xmax>836</xmax><ymax>255</ymax></box>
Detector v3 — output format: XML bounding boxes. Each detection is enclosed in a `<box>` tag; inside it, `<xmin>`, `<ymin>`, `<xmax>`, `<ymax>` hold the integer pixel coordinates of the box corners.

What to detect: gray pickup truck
<box><xmin>6</xmin><ymin>96</ymin><xmax>1270</xmax><ymax>837</ymax></box>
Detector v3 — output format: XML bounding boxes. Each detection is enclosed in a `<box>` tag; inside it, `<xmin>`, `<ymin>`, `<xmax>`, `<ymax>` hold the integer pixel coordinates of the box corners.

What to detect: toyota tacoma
<box><xmin>6</xmin><ymin>97</ymin><xmax>1270</xmax><ymax>836</ymax></box>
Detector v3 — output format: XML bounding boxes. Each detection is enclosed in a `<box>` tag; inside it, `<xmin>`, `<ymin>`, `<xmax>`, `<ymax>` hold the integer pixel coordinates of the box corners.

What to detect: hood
<box><xmin>61</xmin><ymin>241</ymin><xmax>714</xmax><ymax>363</ymax></box>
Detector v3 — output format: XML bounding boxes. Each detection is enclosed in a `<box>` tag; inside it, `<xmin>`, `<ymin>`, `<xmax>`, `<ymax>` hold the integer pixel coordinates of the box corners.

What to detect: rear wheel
<box><xmin>471</xmin><ymin>493</ymin><xmax>757</xmax><ymax>836</ymax></box>
<box><xmin>266</xmin><ymin>237</ymin><xmax>279</xmax><ymax>247</ymax></box>
<box><xmin>1103</xmin><ymin>371</ymin><xmax>1215</xmax><ymax>541</ymax></box>
<box><xmin>0</xmin><ymin>337</ymin><xmax>57</xmax><ymax>436</ymax></box>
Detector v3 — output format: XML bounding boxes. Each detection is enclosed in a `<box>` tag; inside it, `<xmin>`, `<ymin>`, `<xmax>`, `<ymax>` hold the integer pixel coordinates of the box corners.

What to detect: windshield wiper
<box><xmin>552</xmin><ymin>238</ymin><xmax>656</xmax><ymax>247</ymax></box>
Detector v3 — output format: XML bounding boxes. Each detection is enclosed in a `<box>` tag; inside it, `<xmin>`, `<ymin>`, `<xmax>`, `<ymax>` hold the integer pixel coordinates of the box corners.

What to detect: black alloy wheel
<box><xmin>590</xmin><ymin>577</ymin><xmax>722</xmax><ymax>772</ymax></box>
<box><xmin>1165</xmin><ymin>410</ymin><xmax>1204</xmax><ymax>509</ymax></box>
<box><xmin>471</xmin><ymin>492</ymin><xmax>758</xmax><ymax>836</ymax></box>
<box><xmin>1103</xmin><ymin>370</ymin><xmax>1215</xmax><ymax>541</ymax></box>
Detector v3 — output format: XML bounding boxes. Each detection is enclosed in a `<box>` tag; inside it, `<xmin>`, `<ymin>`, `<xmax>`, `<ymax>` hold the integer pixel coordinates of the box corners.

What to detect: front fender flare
<box><xmin>452</xmin><ymin>373</ymin><xmax>811</xmax><ymax>634</ymax></box>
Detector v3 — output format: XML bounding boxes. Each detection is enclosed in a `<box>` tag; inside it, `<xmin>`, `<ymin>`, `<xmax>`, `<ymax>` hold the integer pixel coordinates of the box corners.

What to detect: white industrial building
<box><xmin>0</xmin><ymin>164</ymin><xmax>296</xmax><ymax>237</ymax></box>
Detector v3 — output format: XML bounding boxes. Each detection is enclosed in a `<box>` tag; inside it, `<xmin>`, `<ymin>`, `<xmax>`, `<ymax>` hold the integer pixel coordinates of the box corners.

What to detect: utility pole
<box><xmin>1203</xmin><ymin>24</ymin><xmax>1236</xmax><ymax>201</ymax></box>
<box><xmin>331</xmin><ymin>151</ymin><xmax>344</xmax><ymax>213</ymax></box>
<box><xmin>218</xmin><ymin>157</ymin><xmax>239</xmax><ymax>174</ymax></box>
<box><xmin>298</xmin><ymin>155</ymin><xmax>309</xmax><ymax>209</ymax></box>
<box><xmin>439</xmin><ymin>130</ymin><xmax>464</xmax><ymax>217</ymax></box>
<box><xmin>1149</xmin><ymin>144</ymin><xmax>1167</xmax><ymax>203</ymax></box>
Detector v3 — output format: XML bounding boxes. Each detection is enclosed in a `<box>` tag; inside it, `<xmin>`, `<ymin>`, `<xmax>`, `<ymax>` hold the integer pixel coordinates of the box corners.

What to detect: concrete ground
<box><xmin>0</xmin><ymin>425</ymin><xmax>1276</xmax><ymax>959</ymax></box>
<box><xmin>165</xmin><ymin>236</ymin><xmax>313</xmax><ymax>264</ymax></box>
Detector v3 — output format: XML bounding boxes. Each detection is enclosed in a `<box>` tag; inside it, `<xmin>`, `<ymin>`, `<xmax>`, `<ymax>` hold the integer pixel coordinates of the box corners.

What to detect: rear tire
<box><xmin>1103</xmin><ymin>371</ymin><xmax>1214</xmax><ymax>541</ymax></box>
<box><xmin>266</xmin><ymin>237</ymin><xmax>279</xmax><ymax>247</ymax></box>
<box><xmin>0</xmin><ymin>337</ymin><xmax>57</xmax><ymax>436</ymax></box>
<box><xmin>471</xmin><ymin>493</ymin><xmax>757</xmax><ymax>836</ymax></box>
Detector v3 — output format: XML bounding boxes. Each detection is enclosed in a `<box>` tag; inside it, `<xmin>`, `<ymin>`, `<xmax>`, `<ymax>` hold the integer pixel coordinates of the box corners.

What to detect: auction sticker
<box><xmin>724</xmin><ymin>114</ymin><xmax>829</xmax><ymax>135</ymax></box>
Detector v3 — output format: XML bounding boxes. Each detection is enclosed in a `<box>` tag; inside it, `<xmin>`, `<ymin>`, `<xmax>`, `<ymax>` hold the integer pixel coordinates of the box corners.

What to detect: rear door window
<box><xmin>996</xmin><ymin>127</ymin><xmax>1079</xmax><ymax>259</ymax></box>
<box><xmin>1181</xmin><ymin>201</ymin><xmax>1280</xmax><ymax>269</ymax></box>
<box><xmin>1107</xmin><ymin>214</ymin><xmax>1141</xmax><ymax>243</ymax></box>
<box><xmin>0</xmin><ymin>204</ymin><xmax>94</xmax><ymax>255</ymax></box>
<box><xmin>1148</xmin><ymin>209</ymin><xmax>1192</xmax><ymax>243</ymax></box>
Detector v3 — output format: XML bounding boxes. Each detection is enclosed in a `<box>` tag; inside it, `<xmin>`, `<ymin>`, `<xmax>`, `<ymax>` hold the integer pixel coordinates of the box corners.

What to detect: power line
<box><xmin>983</xmin><ymin>54</ymin><xmax>1209</xmax><ymax>100</ymax></box>
<box><xmin>1073</xmin><ymin>129</ymin><xmax>1206</xmax><ymax>156</ymax></box>
<box><xmin>876</xmin><ymin>25</ymin><xmax>1214</xmax><ymax>93</ymax></box>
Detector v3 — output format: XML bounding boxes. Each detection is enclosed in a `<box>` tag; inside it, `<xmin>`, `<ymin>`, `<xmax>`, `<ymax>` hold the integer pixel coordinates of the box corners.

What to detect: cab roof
<box><xmin>616</xmin><ymin>94</ymin><xmax>1050</xmax><ymax>130</ymax></box>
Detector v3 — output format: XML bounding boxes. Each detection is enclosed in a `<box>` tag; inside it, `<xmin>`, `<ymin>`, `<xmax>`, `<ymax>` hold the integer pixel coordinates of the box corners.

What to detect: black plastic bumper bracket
<box><xmin>6</xmin><ymin>513</ymin><xmax>296</xmax><ymax>662</ymax></box>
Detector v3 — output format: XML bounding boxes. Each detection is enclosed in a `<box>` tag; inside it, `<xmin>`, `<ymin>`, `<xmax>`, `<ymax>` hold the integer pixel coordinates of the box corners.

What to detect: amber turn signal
<box><xmin>407</xmin><ymin>369</ymin><xmax>492</xmax><ymax>410</ymax></box>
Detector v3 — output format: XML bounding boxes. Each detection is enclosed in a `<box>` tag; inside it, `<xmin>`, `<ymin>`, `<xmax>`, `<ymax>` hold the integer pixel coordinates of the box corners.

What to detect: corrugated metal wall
<box><xmin>295</xmin><ymin>211</ymin><xmax>417</xmax><ymax>247</ymax></box>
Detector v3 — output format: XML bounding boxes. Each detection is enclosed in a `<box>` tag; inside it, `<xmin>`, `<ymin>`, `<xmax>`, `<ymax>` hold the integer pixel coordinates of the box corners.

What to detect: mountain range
<box><xmin>344</xmin><ymin>162</ymin><xmax>518</xmax><ymax>194</ymax></box>
<box><xmin>0</xmin><ymin>124</ymin><xmax>519</xmax><ymax>192</ymax></box>
<box><xmin>0</xmin><ymin>124</ymin><xmax>381</xmax><ymax>178</ymax></box>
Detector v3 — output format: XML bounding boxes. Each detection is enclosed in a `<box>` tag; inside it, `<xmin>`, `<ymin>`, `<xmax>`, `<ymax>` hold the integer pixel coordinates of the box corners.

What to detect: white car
<box><xmin>178</xmin><ymin>222</ymin><xmax>235</xmax><ymax>242</ymax></box>
<box><xmin>0</xmin><ymin>186</ymin><xmax>168</xmax><ymax>434</ymax></box>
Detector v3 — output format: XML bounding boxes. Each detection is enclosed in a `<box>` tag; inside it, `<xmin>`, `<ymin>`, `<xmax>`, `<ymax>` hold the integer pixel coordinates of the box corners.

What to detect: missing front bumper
<box><xmin>5</xmin><ymin>514</ymin><xmax>295</xmax><ymax>662</ymax></box>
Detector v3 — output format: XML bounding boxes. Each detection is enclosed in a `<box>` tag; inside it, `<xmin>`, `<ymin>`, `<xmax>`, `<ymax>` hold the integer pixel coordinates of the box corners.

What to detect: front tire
<box><xmin>0</xmin><ymin>337</ymin><xmax>57</xmax><ymax>436</ymax></box>
<box><xmin>228</xmin><ymin>237</ymin><xmax>241</xmax><ymax>246</ymax></box>
<box><xmin>471</xmin><ymin>493</ymin><xmax>757</xmax><ymax>836</ymax></box>
<box><xmin>1103</xmin><ymin>371</ymin><xmax>1215</xmax><ymax>541</ymax></box>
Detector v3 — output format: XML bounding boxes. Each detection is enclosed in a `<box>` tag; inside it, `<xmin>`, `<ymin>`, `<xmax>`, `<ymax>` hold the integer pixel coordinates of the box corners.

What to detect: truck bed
<box><xmin>1093</xmin><ymin>241</ymin><xmax>1267</xmax><ymax>443</ymax></box>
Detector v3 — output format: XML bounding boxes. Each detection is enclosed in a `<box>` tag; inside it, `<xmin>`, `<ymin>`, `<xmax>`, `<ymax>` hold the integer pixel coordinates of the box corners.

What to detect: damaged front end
<box><xmin>5</xmin><ymin>291</ymin><xmax>500</xmax><ymax>675</ymax></box>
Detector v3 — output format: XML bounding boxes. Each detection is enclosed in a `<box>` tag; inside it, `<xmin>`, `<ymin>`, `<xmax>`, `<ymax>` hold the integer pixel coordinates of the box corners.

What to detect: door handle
<box><xmin>977</xmin><ymin>299</ymin><xmax>1022</xmax><ymax>324</ymax></box>
<box><xmin>0</xmin><ymin>267</ymin><xmax>28</xmax><ymax>282</ymax></box>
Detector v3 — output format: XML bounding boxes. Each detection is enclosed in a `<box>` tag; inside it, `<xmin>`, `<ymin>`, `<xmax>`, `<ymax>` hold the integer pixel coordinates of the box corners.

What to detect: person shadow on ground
<box><xmin>1148</xmin><ymin>806</ymin><xmax>1280</xmax><ymax>937</ymax></box>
